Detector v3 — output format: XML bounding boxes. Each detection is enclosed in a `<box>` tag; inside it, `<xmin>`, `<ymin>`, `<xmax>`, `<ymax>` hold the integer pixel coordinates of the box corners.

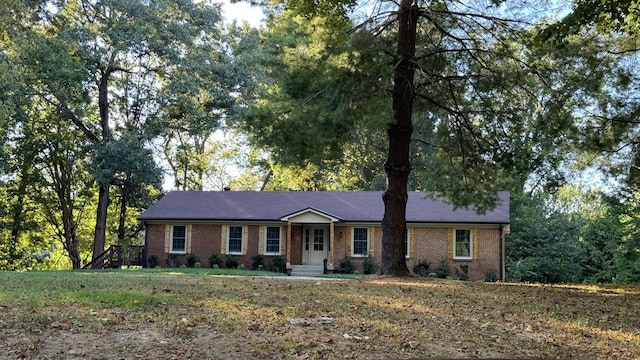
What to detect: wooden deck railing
<box><xmin>82</xmin><ymin>245</ymin><xmax>145</xmax><ymax>269</ymax></box>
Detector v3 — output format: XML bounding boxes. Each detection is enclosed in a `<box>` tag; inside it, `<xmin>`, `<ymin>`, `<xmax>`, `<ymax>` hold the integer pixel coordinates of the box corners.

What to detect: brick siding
<box><xmin>145</xmin><ymin>223</ymin><xmax>502</xmax><ymax>280</ymax></box>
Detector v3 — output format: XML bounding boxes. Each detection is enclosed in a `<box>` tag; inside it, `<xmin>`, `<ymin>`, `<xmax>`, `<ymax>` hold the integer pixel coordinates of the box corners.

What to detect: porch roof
<box><xmin>138</xmin><ymin>191</ymin><xmax>510</xmax><ymax>224</ymax></box>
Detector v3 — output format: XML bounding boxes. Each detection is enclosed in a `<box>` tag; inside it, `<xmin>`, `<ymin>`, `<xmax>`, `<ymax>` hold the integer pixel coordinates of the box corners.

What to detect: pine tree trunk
<box><xmin>380</xmin><ymin>0</ymin><xmax>418</xmax><ymax>276</ymax></box>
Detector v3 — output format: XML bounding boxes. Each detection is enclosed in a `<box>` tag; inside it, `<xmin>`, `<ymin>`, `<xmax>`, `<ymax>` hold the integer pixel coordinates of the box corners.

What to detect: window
<box><xmin>171</xmin><ymin>225</ymin><xmax>186</xmax><ymax>253</ymax></box>
<box><xmin>352</xmin><ymin>228</ymin><xmax>369</xmax><ymax>256</ymax></box>
<box><xmin>454</xmin><ymin>229</ymin><xmax>472</xmax><ymax>259</ymax></box>
<box><xmin>265</xmin><ymin>226</ymin><xmax>281</xmax><ymax>254</ymax></box>
<box><xmin>313</xmin><ymin>229</ymin><xmax>324</xmax><ymax>251</ymax></box>
<box><xmin>228</xmin><ymin>226</ymin><xmax>243</xmax><ymax>254</ymax></box>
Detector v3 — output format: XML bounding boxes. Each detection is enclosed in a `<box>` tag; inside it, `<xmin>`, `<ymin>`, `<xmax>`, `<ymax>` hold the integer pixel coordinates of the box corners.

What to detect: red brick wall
<box><xmin>332</xmin><ymin>226</ymin><xmax>348</xmax><ymax>266</ymax></box>
<box><xmin>145</xmin><ymin>224</ymin><xmax>166</xmax><ymax>266</ymax></box>
<box><xmin>190</xmin><ymin>224</ymin><xmax>221</xmax><ymax>268</ymax></box>
<box><xmin>406</xmin><ymin>227</ymin><xmax>501</xmax><ymax>281</ymax></box>
<box><xmin>289</xmin><ymin>225</ymin><xmax>303</xmax><ymax>265</ymax></box>
<box><xmin>145</xmin><ymin>222</ymin><xmax>502</xmax><ymax>279</ymax></box>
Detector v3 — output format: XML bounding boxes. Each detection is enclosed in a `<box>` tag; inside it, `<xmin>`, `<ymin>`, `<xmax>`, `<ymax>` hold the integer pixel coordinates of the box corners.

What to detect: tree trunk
<box><xmin>117</xmin><ymin>185</ymin><xmax>127</xmax><ymax>243</ymax></box>
<box><xmin>91</xmin><ymin>71</ymin><xmax>111</xmax><ymax>268</ymax></box>
<box><xmin>379</xmin><ymin>0</ymin><xmax>418</xmax><ymax>276</ymax></box>
<box><xmin>92</xmin><ymin>184</ymin><xmax>109</xmax><ymax>268</ymax></box>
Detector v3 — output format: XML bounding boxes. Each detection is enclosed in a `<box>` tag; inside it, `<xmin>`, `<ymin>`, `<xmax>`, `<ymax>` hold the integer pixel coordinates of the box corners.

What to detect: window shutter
<box><xmin>186</xmin><ymin>225</ymin><xmax>192</xmax><ymax>254</ymax></box>
<box><xmin>410</xmin><ymin>227</ymin><xmax>415</xmax><ymax>259</ymax></box>
<box><xmin>242</xmin><ymin>225</ymin><xmax>248</xmax><ymax>255</ymax></box>
<box><xmin>220</xmin><ymin>225</ymin><xmax>227</xmax><ymax>255</ymax></box>
<box><xmin>472</xmin><ymin>228</ymin><xmax>478</xmax><ymax>260</ymax></box>
<box><xmin>447</xmin><ymin>228</ymin><xmax>454</xmax><ymax>259</ymax></box>
<box><xmin>258</xmin><ymin>226</ymin><xmax>265</xmax><ymax>255</ymax></box>
<box><xmin>345</xmin><ymin>227</ymin><xmax>351</xmax><ymax>257</ymax></box>
<box><xmin>164</xmin><ymin>224</ymin><xmax>170</xmax><ymax>253</ymax></box>
<box><xmin>369</xmin><ymin>227</ymin><xmax>375</xmax><ymax>257</ymax></box>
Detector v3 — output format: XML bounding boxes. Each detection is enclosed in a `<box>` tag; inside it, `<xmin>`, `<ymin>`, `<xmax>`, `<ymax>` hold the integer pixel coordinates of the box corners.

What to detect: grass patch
<box><xmin>1</xmin><ymin>270</ymin><xmax>639</xmax><ymax>359</ymax></box>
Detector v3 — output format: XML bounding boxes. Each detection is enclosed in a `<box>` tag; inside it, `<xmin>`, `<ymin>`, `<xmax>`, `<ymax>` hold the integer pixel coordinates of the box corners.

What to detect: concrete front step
<box><xmin>290</xmin><ymin>264</ymin><xmax>324</xmax><ymax>276</ymax></box>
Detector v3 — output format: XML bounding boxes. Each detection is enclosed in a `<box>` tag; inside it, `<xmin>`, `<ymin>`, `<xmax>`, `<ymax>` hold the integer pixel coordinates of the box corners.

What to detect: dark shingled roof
<box><xmin>138</xmin><ymin>191</ymin><xmax>510</xmax><ymax>224</ymax></box>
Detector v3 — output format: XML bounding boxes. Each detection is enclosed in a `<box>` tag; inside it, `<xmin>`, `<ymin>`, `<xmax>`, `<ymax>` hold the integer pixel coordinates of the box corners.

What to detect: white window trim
<box><xmin>351</xmin><ymin>227</ymin><xmax>369</xmax><ymax>257</ymax></box>
<box><xmin>453</xmin><ymin>228</ymin><xmax>473</xmax><ymax>260</ymax></box>
<box><xmin>227</xmin><ymin>226</ymin><xmax>243</xmax><ymax>255</ymax></box>
<box><xmin>405</xmin><ymin>228</ymin><xmax>410</xmax><ymax>259</ymax></box>
<box><xmin>170</xmin><ymin>225</ymin><xmax>187</xmax><ymax>254</ymax></box>
<box><xmin>264</xmin><ymin>226</ymin><xmax>281</xmax><ymax>256</ymax></box>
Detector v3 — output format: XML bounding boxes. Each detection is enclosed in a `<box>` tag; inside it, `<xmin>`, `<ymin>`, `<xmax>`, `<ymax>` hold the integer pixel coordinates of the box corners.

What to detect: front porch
<box><xmin>281</xmin><ymin>208</ymin><xmax>342</xmax><ymax>274</ymax></box>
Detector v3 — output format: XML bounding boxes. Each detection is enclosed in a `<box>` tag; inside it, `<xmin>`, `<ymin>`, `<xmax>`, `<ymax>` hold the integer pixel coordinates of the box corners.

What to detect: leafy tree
<box><xmin>91</xmin><ymin>134</ymin><xmax>162</xmax><ymax>245</ymax></box>
<box><xmin>153</xmin><ymin>24</ymin><xmax>245</xmax><ymax>191</ymax></box>
<box><xmin>616</xmin><ymin>190</ymin><xmax>640</xmax><ymax>282</ymax></box>
<box><xmin>1</xmin><ymin>0</ymin><xmax>233</xmax><ymax>267</ymax></box>
<box><xmin>244</xmin><ymin>0</ymin><xmax>634</xmax><ymax>275</ymax></box>
<box><xmin>506</xmin><ymin>192</ymin><xmax>585</xmax><ymax>283</ymax></box>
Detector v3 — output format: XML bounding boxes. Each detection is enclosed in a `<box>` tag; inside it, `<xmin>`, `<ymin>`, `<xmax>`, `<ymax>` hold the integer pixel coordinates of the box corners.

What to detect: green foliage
<box><xmin>0</xmin><ymin>0</ymin><xmax>235</xmax><ymax>267</ymax></box>
<box><xmin>434</xmin><ymin>259</ymin><xmax>451</xmax><ymax>279</ymax></box>
<box><xmin>209</xmin><ymin>253</ymin><xmax>223</xmax><ymax>268</ymax></box>
<box><xmin>147</xmin><ymin>254</ymin><xmax>159</xmax><ymax>268</ymax></box>
<box><xmin>186</xmin><ymin>253</ymin><xmax>199</xmax><ymax>268</ymax></box>
<box><xmin>337</xmin><ymin>257</ymin><xmax>354</xmax><ymax>274</ymax></box>
<box><xmin>506</xmin><ymin>193</ymin><xmax>585</xmax><ymax>283</ymax></box>
<box><xmin>484</xmin><ymin>269</ymin><xmax>499</xmax><ymax>282</ymax></box>
<box><xmin>506</xmin><ymin>188</ymin><xmax>632</xmax><ymax>284</ymax></box>
<box><xmin>412</xmin><ymin>260</ymin><xmax>430</xmax><ymax>277</ymax></box>
<box><xmin>537</xmin><ymin>0</ymin><xmax>640</xmax><ymax>42</ymax></box>
<box><xmin>362</xmin><ymin>255</ymin><xmax>377</xmax><ymax>275</ymax></box>
<box><xmin>455</xmin><ymin>264</ymin><xmax>469</xmax><ymax>281</ymax></box>
<box><xmin>270</xmin><ymin>255</ymin><xmax>285</xmax><ymax>273</ymax></box>
<box><xmin>251</xmin><ymin>254</ymin><xmax>264</xmax><ymax>270</ymax></box>
<box><xmin>166</xmin><ymin>254</ymin><xmax>181</xmax><ymax>268</ymax></box>
<box><xmin>225</xmin><ymin>255</ymin><xmax>239</xmax><ymax>269</ymax></box>
<box><xmin>237</xmin><ymin>10</ymin><xmax>390</xmax><ymax>191</ymax></box>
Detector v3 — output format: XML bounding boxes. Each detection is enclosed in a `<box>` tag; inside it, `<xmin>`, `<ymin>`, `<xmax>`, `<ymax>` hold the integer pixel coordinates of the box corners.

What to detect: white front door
<box><xmin>304</xmin><ymin>226</ymin><xmax>328</xmax><ymax>264</ymax></box>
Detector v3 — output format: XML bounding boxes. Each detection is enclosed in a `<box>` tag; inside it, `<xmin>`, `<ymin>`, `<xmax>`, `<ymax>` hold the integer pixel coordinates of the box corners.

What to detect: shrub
<box><xmin>455</xmin><ymin>263</ymin><xmax>469</xmax><ymax>281</ymax></box>
<box><xmin>194</xmin><ymin>262</ymin><xmax>202</xmax><ymax>268</ymax></box>
<box><xmin>270</xmin><ymin>255</ymin><xmax>285</xmax><ymax>273</ymax></box>
<box><xmin>179</xmin><ymin>264</ymin><xmax>187</xmax><ymax>268</ymax></box>
<box><xmin>434</xmin><ymin>258</ymin><xmax>451</xmax><ymax>279</ymax></box>
<box><xmin>485</xmin><ymin>269</ymin><xmax>499</xmax><ymax>282</ymax></box>
<box><xmin>225</xmin><ymin>255</ymin><xmax>239</xmax><ymax>269</ymax></box>
<box><xmin>337</xmin><ymin>257</ymin><xmax>354</xmax><ymax>274</ymax></box>
<box><xmin>251</xmin><ymin>254</ymin><xmax>264</xmax><ymax>270</ymax></box>
<box><xmin>363</xmin><ymin>255</ymin><xmax>377</xmax><ymax>274</ymax></box>
<box><xmin>212</xmin><ymin>264</ymin><xmax>220</xmax><ymax>269</ymax></box>
<box><xmin>186</xmin><ymin>253</ymin><xmax>199</xmax><ymax>268</ymax></box>
<box><xmin>412</xmin><ymin>260</ymin><xmax>430</xmax><ymax>277</ymax></box>
<box><xmin>238</xmin><ymin>263</ymin><xmax>245</xmax><ymax>270</ymax></box>
<box><xmin>147</xmin><ymin>254</ymin><xmax>159</xmax><ymax>268</ymax></box>
<box><xmin>208</xmin><ymin>253</ymin><xmax>222</xmax><ymax>268</ymax></box>
<box><xmin>166</xmin><ymin>253</ymin><xmax>181</xmax><ymax>268</ymax></box>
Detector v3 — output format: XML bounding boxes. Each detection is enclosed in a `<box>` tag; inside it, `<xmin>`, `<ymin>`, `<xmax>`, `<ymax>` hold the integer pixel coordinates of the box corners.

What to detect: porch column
<box><xmin>286</xmin><ymin>220</ymin><xmax>292</xmax><ymax>266</ymax></box>
<box><xmin>329</xmin><ymin>222</ymin><xmax>335</xmax><ymax>268</ymax></box>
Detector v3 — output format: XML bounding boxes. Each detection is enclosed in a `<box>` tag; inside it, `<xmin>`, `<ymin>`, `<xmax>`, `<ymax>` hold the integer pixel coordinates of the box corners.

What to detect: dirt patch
<box><xmin>1</xmin><ymin>274</ymin><xmax>639</xmax><ymax>359</ymax></box>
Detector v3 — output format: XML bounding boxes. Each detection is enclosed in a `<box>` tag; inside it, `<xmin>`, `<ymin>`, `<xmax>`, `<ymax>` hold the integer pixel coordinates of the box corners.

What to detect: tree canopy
<box><xmin>1</xmin><ymin>0</ymin><xmax>639</xmax><ymax>280</ymax></box>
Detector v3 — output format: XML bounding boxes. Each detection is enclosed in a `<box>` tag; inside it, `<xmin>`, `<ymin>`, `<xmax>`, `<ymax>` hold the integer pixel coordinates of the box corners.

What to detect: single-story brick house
<box><xmin>138</xmin><ymin>191</ymin><xmax>510</xmax><ymax>280</ymax></box>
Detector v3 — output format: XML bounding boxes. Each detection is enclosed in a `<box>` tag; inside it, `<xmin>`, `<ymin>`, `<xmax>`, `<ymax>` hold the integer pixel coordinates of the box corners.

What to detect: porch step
<box><xmin>290</xmin><ymin>264</ymin><xmax>324</xmax><ymax>277</ymax></box>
